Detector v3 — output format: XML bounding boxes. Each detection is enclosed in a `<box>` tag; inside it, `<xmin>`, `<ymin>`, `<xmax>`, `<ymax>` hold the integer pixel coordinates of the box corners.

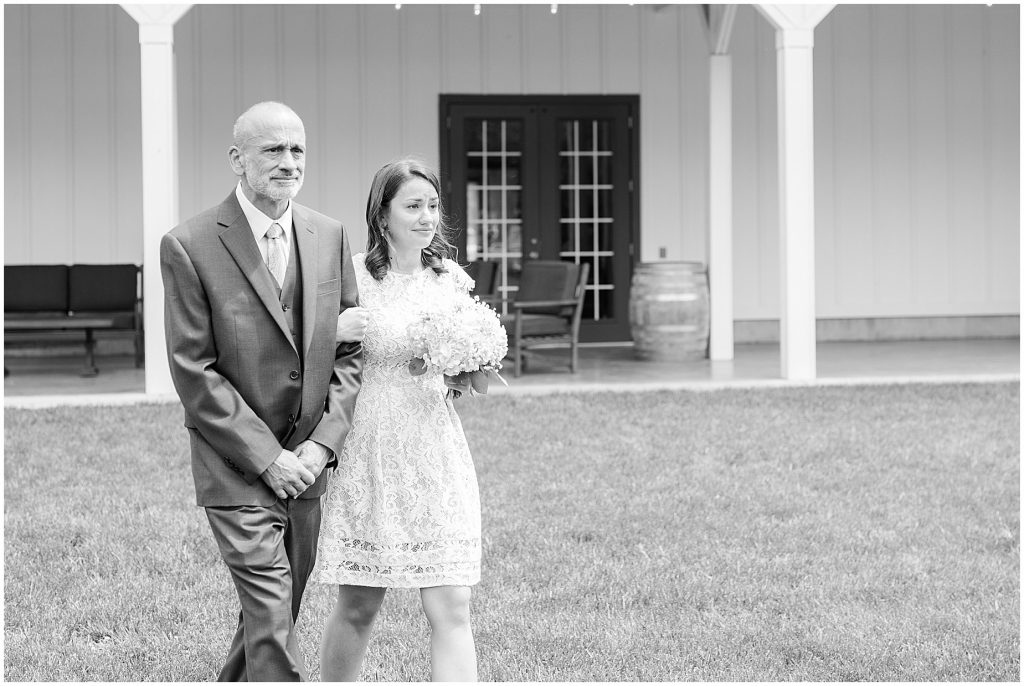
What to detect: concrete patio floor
<box><xmin>3</xmin><ymin>337</ymin><xmax>1018</xmax><ymax>408</ymax></box>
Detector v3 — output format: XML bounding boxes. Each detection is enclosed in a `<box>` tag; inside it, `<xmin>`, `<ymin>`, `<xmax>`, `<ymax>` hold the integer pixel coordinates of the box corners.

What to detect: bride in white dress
<box><xmin>315</xmin><ymin>159</ymin><xmax>481</xmax><ymax>681</ymax></box>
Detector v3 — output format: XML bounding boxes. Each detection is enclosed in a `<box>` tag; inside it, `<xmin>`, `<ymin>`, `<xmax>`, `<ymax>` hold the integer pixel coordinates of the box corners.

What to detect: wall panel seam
<box><xmin>677</xmin><ymin>5</ymin><xmax>685</xmax><ymax>244</ymax></box>
<box><xmin>599</xmin><ymin>6</ymin><xmax>606</xmax><ymax>93</ymax></box>
<box><xmin>190</xmin><ymin>10</ymin><xmax>201</xmax><ymax>223</ymax></box>
<box><xmin>66</xmin><ymin>7</ymin><xmax>76</xmax><ymax>260</ymax></box>
<box><xmin>441</xmin><ymin>6</ymin><xmax>449</xmax><ymax>92</ymax></box>
<box><xmin>828</xmin><ymin>16</ymin><xmax>839</xmax><ymax>308</ymax></box>
<box><xmin>399</xmin><ymin>7</ymin><xmax>406</xmax><ymax>153</ymax></box>
<box><xmin>906</xmin><ymin>8</ymin><xmax>918</xmax><ymax>305</ymax></box>
<box><xmin>754</xmin><ymin>16</ymin><xmax>765</xmax><ymax>309</ymax></box>
<box><xmin>317</xmin><ymin>5</ymin><xmax>326</xmax><ymax>206</ymax></box>
<box><xmin>479</xmin><ymin>7</ymin><xmax>487</xmax><ymax>92</ymax></box>
<box><xmin>441</xmin><ymin>7</ymin><xmax>447</xmax><ymax>92</ymax></box>
<box><xmin>275</xmin><ymin>6</ymin><xmax>283</xmax><ymax>101</ymax></box>
<box><xmin>108</xmin><ymin>6</ymin><xmax>119</xmax><ymax>258</ymax></box>
<box><xmin>868</xmin><ymin>6</ymin><xmax>878</xmax><ymax>305</ymax></box>
<box><xmin>23</xmin><ymin>8</ymin><xmax>32</xmax><ymax>257</ymax></box>
<box><xmin>560</xmin><ymin>8</ymin><xmax>566</xmax><ymax>92</ymax></box>
<box><xmin>520</xmin><ymin>7</ymin><xmax>528</xmax><ymax>93</ymax></box>
<box><xmin>944</xmin><ymin>7</ymin><xmax>953</xmax><ymax>304</ymax></box>
<box><xmin>834</xmin><ymin>13</ymin><xmax>845</xmax><ymax>308</ymax></box>
<box><xmin>358</xmin><ymin>6</ymin><xmax>366</xmax><ymax>177</ymax></box>
<box><xmin>233</xmin><ymin>6</ymin><xmax>242</xmax><ymax>123</ymax></box>
<box><xmin>481</xmin><ymin>8</ymin><xmax>488</xmax><ymax>93</ymax></box>
<box><xmin>983</xmin><ymin>10</ymin><xmax>993</xmax><ymax>302</ymax></box>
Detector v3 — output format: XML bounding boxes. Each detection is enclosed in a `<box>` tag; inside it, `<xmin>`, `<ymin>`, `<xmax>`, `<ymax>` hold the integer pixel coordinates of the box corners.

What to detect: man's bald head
<box><xmin>232</xmin><ymin>101</ymin><xmax>304</xmax><ymax>148</ymax></box>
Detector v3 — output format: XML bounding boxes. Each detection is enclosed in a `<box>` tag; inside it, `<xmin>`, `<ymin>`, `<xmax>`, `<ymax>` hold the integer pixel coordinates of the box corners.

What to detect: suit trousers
<box><xmin>206</xmin><ymin>497</ymin><xmax>322</xmax><ymax>682</ymax></box>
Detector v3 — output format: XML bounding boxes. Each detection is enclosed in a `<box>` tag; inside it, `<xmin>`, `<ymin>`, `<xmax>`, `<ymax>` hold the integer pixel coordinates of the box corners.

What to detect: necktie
<box><xmin>266</xmin><ymin>222</ymin><xmax>286</xmax><ymax>288</ymax></box>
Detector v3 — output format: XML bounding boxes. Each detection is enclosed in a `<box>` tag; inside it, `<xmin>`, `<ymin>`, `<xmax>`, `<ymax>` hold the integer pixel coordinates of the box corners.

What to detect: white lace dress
<box><xmin>314</xmin><ymin>255</ymin><xmax>481</xmax><ymax>588</ymax></box>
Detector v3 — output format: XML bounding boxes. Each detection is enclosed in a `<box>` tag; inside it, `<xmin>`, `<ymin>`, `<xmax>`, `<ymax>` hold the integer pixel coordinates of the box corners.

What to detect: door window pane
<box><xmin>466</xmin><ymin>224</ymin><xmax>484</xmax><ymax>259</ymax></box>
<box><xmin>560</xmin><ymin>156</ymin><xmax>574</xmax><ymax>186</ymax></box>
<box><xmin>558</xmin><ymin>118</ymin><xmax>617</xmax><ymax>322</ymax></box>
<box><xmin>579</xmin><ymin>157</ymin><xmax>594</xmax><ymax>186</ymax></box>
<box><xmin>466</xmin><ymin>124</ymin><xmax>484</xmax><ymax>153</ymax></box>
<box><xmin>597</xmin><ymin>189</ymin><xmax>613</xmax><ymax>218</ymax></box>
<box><xmin>465</xmin><ymin>119</ymin><xmax>524</xmax><ymax>308</ymax></box>
<box><xmin>577</xmin><ymin>189</ymin><xmax>595</xmax><ymax>219</ymax></box>
<box><xmin>580</xmin><ymin>223</ymin><xmax>596</xmax><ymax>253</ymax></box>
<box><xmin>596</xmin><ymin>287</ymin><xmax>614</xmax><ymax>322</ymax></box>
<box><xmin>505</xmin><ymin>157</ymin><xmax>521</xmax><ymax>185</ymax></box>
<box><xmin>598</xmin><ymin>224</ymin><xmax>615</xmax><ymax>252</ymax></box>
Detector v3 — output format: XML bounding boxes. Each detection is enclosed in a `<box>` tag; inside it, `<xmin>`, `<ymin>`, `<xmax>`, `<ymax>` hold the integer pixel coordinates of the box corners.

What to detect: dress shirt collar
<box><xmin>235</xmin><ymin>182</ymin><xmax>293</xmax><ymax>244</ymax></box>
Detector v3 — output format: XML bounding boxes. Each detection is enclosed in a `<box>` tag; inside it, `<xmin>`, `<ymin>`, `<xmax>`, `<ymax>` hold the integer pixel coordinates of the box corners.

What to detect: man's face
<box><xmin>232</xmin><ymin>110</ymin><xmax>306</xmax><ymax>203</ymax></box>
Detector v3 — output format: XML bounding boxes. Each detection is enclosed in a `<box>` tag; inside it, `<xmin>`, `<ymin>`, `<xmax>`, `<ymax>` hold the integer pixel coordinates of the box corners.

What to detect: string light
<box><xmin>551</xmin><ymin>4</ymin><xmax>558</xmax><ymax>14</ymax></box>
<box><xmin>394</xmin><ymin>3</ymin><xmax>401</xmax><ymax>9</ymax></box>
<box><xmin>474</xmin><ymin>3</ymin><xmax>481</xmax><ymax>15</ymax></box>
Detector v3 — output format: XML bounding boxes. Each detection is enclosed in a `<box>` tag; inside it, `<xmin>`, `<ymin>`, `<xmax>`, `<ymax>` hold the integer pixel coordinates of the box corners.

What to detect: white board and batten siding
<box><xmin>170</xmin><ymin>3</ymin><xmax>713</xmax><ymax>266</ymax></box>
<box><xmin>4</xmin><ymin>4</ymin><xmax>143</xmax><ymax>265</ymax></box>
<box><xmin>4</xmin><ymin>3</ymin><xmax>1018</xmax><ymax>325</ymax></box>
<box><xmin>812</xmin><ymin>5</ymin><xmax>1020</xmax><ymax>320</ymax></box>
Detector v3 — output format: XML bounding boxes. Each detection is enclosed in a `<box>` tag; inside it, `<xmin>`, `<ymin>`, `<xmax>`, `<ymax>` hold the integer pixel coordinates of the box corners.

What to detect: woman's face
<box><xmin>385</xmin><ymin>176</ymin><xmax>439</xmax><ymax>255</ymax></box>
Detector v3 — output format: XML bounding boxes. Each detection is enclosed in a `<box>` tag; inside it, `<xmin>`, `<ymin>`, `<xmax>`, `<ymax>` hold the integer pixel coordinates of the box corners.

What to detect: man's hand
<box><xmin>336</xmin><ymin>307</ymin><xmax>369</xmax><ymax>344</ymax></box>
<box><xmin>260</xmin><ymin>449</ymin><xmax>316</xmax><ymax>500</ymax></box>
<box><xmin>294</xmin><ymin>440</ymin><xmax>333</xmax><ymax>480</ymax></box>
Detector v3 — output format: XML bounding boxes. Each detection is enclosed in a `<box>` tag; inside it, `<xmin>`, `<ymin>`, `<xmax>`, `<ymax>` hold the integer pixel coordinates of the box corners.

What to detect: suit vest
<box><xmin>274</xmin><ymin>238</ymin><xmax>303</xmax><ymax>362</ymax></box>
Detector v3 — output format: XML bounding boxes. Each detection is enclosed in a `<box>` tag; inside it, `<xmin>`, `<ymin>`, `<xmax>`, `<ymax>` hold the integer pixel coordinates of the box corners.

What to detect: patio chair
<box><xmin>499</xmin><ymin>260</ymin><xmax>590</xmax><ymax>377</ymax></box>
<box><xmin>463</xmin><ymin>259</ymin><xmax>500</xmax><ymax>305</ymax></box>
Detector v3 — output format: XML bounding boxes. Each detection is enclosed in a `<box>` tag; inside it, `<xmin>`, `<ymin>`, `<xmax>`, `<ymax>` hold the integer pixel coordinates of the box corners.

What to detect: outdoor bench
<box><xmin>4</xmin><ymin>264</ymin><xmax>143</xmax><ymax>376</ymax></box>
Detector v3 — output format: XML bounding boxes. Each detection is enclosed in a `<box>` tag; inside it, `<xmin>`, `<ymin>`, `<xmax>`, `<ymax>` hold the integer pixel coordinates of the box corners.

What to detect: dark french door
<box><xmin>440</xmin><ymin>95</ymin><xmax>639</xmax><ymax>343</ymax></box>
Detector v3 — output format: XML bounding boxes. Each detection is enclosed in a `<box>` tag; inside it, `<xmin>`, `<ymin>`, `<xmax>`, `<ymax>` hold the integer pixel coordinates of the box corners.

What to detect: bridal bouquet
<box><xmin>407</xmin><ymin>296</ymin><xmax>509</xmax><ymax>398</ymax></box>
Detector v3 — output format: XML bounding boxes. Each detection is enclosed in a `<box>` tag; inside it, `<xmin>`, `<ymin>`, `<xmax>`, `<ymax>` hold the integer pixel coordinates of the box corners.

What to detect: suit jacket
<box><xmin>160</xmin><ymin>191</ymin><xmax>363</xmax><ymax>507</ymax></box>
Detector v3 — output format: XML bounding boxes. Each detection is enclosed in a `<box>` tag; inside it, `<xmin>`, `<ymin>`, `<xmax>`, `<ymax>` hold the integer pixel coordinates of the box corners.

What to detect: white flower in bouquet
<box><xmin>407</xmin><ymin>296</ymin><xmax>508</xmax><ymax>397</ymax></box>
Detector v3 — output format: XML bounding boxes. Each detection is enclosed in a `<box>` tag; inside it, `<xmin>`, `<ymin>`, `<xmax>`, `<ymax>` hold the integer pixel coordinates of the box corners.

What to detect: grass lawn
<box><xmin>4</xmin><ymin>382</ymin><xmax>1019</xmax><ymax>681</ymax></box>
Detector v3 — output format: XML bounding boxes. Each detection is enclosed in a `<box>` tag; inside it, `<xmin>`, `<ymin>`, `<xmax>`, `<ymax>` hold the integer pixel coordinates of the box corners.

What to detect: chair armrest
<box><xmin>511</xmin><ymin>299</ymin><xmax>579</xmax><ymax>310</ymax></box>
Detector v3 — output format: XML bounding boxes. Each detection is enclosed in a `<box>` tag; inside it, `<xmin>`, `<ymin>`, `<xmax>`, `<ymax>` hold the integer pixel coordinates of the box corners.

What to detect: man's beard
<box><xmin>245</xmin><ymin>159</ymin><xmax>302</xmax><ymax>202</ymax></box>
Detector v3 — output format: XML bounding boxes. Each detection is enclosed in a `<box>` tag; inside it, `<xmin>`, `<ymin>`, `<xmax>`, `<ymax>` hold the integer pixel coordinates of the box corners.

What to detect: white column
<box><xmin>755</xmin><ymin>4</ymin><xmax>833</xmax><ymax>380</ymax></box>
<box><xmin>702</xmin><ymin>4</ymin><xmax>738</xmax><ymax>362</ymax></box>
<box><xmin>775</xmin><ymin>27</ymin><xmax>817</xmax><ymax>380</ymax></box>
<box><xmin>708</xmin><ymin>53</ymin><xmax>734</xmax><ymax>360</ymax></box>
<box><xmin>121</xmin><ymin>5</ymin><xmax>191</xmax><ymax>395</ymax></box>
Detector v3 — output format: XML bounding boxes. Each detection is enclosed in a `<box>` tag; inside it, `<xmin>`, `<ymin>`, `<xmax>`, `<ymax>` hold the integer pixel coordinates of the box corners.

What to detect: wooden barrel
<box><xmin>629</xmin><ymin>262</ymin><xmax>709</xmax><ymax>361</ymax></box>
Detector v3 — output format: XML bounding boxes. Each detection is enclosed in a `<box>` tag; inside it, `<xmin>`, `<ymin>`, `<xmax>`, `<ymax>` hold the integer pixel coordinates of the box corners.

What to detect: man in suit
<box><xmin>160</xmin><ymin>101</ymin><xmax>364</xmax><ymax>681</ymax></box>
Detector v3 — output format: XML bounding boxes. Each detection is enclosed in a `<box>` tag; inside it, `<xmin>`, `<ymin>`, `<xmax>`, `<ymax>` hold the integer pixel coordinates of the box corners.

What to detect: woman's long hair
<box><xmin>364</xmin><ymin>159</ymin><xmax>457</xmax><ymax>281</ymax></box>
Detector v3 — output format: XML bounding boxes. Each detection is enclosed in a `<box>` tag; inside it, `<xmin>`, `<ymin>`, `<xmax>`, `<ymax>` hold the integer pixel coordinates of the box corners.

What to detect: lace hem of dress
<box><xmin>318</xmin><ymin>537</ymin><xmax>480</xmax><ymax>567</ymax></box>
<box><xmin>337</xmin><ymin>536</ymin><xmax>478</xmax><ymax>555</ymax></box>
<box><xmin>315</xmin><ymin>559</ymin><xmax>481</xmax><ymax>588</ymax></box>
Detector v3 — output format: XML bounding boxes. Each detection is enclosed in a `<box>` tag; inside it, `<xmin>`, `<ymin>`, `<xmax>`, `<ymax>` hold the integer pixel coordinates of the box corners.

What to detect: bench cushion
<box><xmin>4</xmin><ymin>265</ymin><xmax>69</xmax><ymax>312</ymax></box>
<box><xmin>66</xmin><ymin>311</ymin><xmax>136</xmax><ymax>329</ymax></box>
<box><xmin>68</xmin><ymin>264</ymin><xmax>139</xmax><ymax>313</ymax></box>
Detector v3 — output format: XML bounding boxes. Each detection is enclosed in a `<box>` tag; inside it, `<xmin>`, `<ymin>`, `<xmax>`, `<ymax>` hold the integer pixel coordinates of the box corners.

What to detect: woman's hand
<box><xmin>443</xmin><ymin>369</ymin><xmax>497</xmax><ymax>399</ymax></box>
<box><xmin>444</xmin><ymin>372</ymin><xmax>473</xmax><ymax>400</ymax></box>
<box><xmin>336</xmin><ymin>306</ymin><xmax>369</xmax><ymax>344</ymax></box>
